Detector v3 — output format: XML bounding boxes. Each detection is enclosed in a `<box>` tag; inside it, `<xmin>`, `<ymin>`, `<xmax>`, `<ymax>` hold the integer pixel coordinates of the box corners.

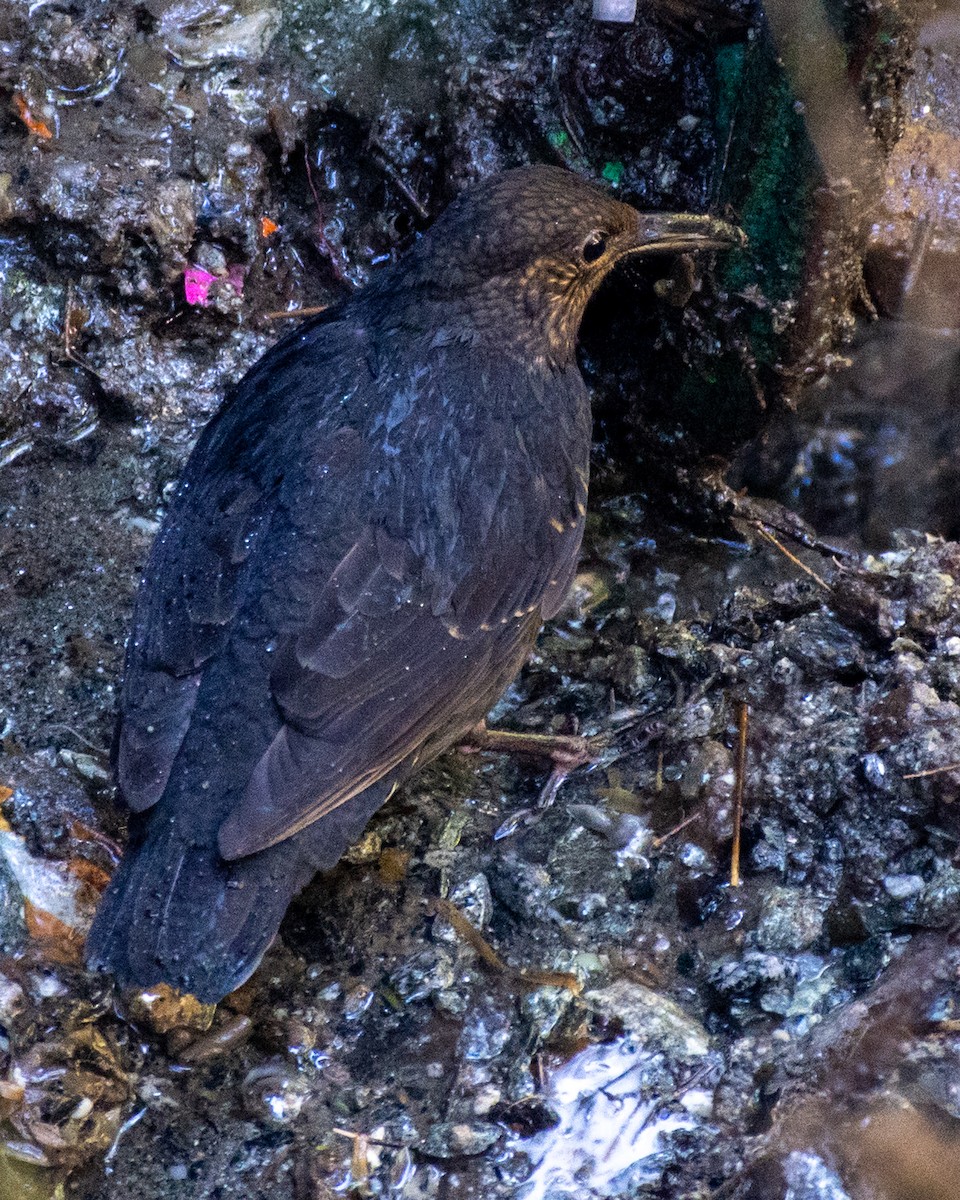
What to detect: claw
<box><xmin>465</xmin><ymin>722</ymin><xmax>605</xmax><ymax>839</ymax></box>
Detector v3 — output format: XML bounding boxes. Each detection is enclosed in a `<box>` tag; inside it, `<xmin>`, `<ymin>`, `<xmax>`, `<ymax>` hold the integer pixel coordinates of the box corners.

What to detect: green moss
<box><xmin>661</xmin><ymin>37</ymin><xmax>821</xmax><ymax>450</ymax></box>
<box><xmin>0</xmin><ymin>1149</ymin><xmax>61</xmax><ymax>1200</ymax></box>
<box><xmin>713</xmin><ymin>40</ymin><xmax>817</xmax><ymax>347</ymax></box>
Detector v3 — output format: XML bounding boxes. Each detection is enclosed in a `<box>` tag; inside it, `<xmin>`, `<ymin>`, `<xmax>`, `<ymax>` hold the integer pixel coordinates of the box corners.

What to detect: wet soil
<box><xmin>2</xmin><ymin>2</ymin><xmax>960</xmax><ymax>1200</ymax></box>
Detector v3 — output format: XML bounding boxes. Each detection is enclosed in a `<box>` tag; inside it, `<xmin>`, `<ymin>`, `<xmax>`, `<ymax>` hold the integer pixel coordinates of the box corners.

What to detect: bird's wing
<box><xmin>115</xmin><ymin>309</ymin><xmax>363</xmax><ymax>811</ymax></box>
<box><xmin>116</xmin><ymin>321</ymin><xmax>589</xmax><ymax>860</ymax></box>
<box><xmin>218</xmin><ymin>347</ymin><xmax>591</xmax><ymax>859</ymax></box>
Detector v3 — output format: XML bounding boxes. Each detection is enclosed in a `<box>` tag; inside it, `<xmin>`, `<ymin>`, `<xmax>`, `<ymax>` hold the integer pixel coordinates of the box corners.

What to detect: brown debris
<box><xmin>22</xmin><ymin>900</ymin><xmax>86</xmax><ymax>965</ymax></box>
<box><xmin>2</xmin><ymin>1024</ymin><xmax>132</xmax><ymax>1170</ymax></box>
<box><xmin>125</xmin><ymin>983</ymin><xmax>216</xmax><ymax>1036</ymax></box>
<box><xmin>432</xmin><ymin>899</ymin><xmax>581</xmax><ymax>995</ymax></box>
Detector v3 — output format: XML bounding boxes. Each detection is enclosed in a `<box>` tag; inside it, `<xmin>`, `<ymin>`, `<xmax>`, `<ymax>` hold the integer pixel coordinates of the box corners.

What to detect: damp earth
<box><xmin>2</xmin><ymin>2</ymin><xmax>960</xmax><ymax>1199</ymax></box>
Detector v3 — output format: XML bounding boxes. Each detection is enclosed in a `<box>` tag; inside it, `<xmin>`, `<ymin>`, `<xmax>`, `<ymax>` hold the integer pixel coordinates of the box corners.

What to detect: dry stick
<box><xmin>432</xmin><ymin>898</ymin><xmax>581</xmax><ymax>994</ymax></box>
<box><xmin>730</xmin><ymin>700</ymin><xmax>749</xmax><ymax>888</ymax></box>
<box><xmin>48</xmin><ymin>722</ymin><xmax>108</xmax><ymax>754</ymax></box>
<box><xmin>753</xmin><ymin>522</ymin><xmax>831</xmax><ymax>590</ymax></box>
<box><xmin>303</xmin><ymin>142</ymin><xmax>324</xmax><ymax>225</ymax></box>
<box><xmin>332</xmin><ymin>1128</ymin><xmax>407</xmax><ymax>1151</ymax></box>
<box><xmin>904</xmin><ymin>762</ymin><xmax>960</xmax><ymax>780</ymax></box>
<box><xmin>64</xmin><ymin>280</ymin><xmax>76</xmax><ymax>357</ymax></box>
<box><xmin>652</xmin><ymin>810</ymin><xmax>700</xmax><ymax>849</ymax></box>
<box><xmin>369</xmin><ymin>148</ymin><xmax>430</xmax><ymax>222</ymax></box>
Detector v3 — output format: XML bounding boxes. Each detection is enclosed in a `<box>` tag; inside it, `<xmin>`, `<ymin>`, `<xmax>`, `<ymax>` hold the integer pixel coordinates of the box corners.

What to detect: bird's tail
<box><xmin>86</xmin><ymin>774</ymin><xmax>399</xmax><ymax>1003</ymax></box>
<box><xmin>86</xmin><ymin>814</ymin><xmax>316</xmax><ymax>1003</ymax></box>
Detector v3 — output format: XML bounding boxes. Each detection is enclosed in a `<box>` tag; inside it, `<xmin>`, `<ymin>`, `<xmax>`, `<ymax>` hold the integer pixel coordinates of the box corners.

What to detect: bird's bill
<box><xmin>628</xmin><ymin>212</ymin><xmax>746</xmax><ymax>256</ymax></box>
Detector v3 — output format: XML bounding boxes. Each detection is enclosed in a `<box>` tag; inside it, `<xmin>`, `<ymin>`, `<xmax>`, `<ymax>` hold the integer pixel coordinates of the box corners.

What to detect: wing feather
<box><xmin>117</xmin><ymin>322</ymin><xmax>591</xmax><ymax>863</ymax></box>
<box><xmin>218</xmin><ymin>355</ymin><xmax>590</xmax><ymax>859</ymax></box>
<box><xmin>115</xmin><ymin>308</ymin><xmax>360</xmax><ymax>811</ymax></box>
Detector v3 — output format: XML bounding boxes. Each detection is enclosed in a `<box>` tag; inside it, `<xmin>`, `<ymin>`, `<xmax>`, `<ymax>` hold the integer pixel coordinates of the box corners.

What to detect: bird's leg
<box><xmin>459</xmin><ymin>722</ymin><xmax>599</xmax><ymax>808</ymax></box>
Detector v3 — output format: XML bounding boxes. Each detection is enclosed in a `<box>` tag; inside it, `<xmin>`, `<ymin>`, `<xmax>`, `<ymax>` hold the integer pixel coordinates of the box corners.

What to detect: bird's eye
<box><xmin>582</xmin><ymin>231</ymin><xmax>609</xmax><ymax>263</ymax></box>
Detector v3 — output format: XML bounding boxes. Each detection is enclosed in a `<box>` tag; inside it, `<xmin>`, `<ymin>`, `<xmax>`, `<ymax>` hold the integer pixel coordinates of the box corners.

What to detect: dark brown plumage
<box><xmin>87</xmin><ymin>165</ymin><xmax>742</xmax><ymax>1001</ymax></box>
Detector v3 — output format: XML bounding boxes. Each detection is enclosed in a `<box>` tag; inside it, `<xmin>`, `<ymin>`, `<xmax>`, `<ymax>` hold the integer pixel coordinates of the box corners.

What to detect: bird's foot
<box><xmin>460</xmin><ymin>723</ymin><xmax>596</xmax><ymax>773</ymax></box>
<box><xmin>460</xmin><ymin>722</ymin><xmax>603</xmax><ymax>839</ymax></box>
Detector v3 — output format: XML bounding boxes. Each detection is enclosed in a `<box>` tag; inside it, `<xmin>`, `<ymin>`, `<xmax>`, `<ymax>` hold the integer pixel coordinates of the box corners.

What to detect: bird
<box><xmin>87</xmin><ymin>165</ymin><xmax>743</xmax><ymax>1002</ymax></box>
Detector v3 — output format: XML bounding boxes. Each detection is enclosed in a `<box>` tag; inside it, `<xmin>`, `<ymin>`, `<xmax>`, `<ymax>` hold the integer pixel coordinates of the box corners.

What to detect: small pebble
<box><xmin>883</xmin><ymin>874</ymin><xmax>925</xmax><ymax>900</ymax></box>
<box><xmin>592</xmin><ymin>0</ymin><xmax>637</xmax><ymax>22</ymax></box>
<box><xmin>422</xmin><ymin>1121</ymin><xmax>501</xmax><ymax>1158</ymax></box>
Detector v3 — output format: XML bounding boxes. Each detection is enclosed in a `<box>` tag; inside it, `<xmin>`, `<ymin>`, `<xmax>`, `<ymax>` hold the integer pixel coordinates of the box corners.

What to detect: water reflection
<box><xmin>515</xmin><ymin>1037</ymin><xmax>705</xmax><ymax>1199</ymax></box>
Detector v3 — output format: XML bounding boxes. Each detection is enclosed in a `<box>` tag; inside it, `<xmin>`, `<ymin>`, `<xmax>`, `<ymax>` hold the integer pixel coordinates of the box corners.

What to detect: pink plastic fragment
<box><xmin>184</xmin><ymin>267</ymin><xmax>217</xmax><ymax>306</ymax></box>
<box><xmin>182</xmin><ymin>265</ymin><xmax>246</xmax><ymax>307</ymax></box>
<box><xmin>184</xmin><ymin>265</ymin><xmax>246</xmax><ymax>306</ymax></box>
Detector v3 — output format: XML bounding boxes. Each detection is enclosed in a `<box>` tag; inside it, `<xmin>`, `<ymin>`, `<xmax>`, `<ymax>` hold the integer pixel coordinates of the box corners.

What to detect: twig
<box><xmin>303</xmin><ymin>144</ymin><xmax>352</xmax><ymax>286</ymax></box>
<box><xmin>652</xmin><ymin>810</ymin><xmax>700</xmax><ymax>848</ymax></box>
<box><xmin>753</xmin><ymin>522</ymin><xmax>831</xmax><ymax>590</ymax></box>
<box><xmin>730</xmin><ymin>700</ymin><xmax>748</xmax><ymax>888</ymax></box>
<box><xmin>66</xmin><ymin>816</ymin><xmax>122</xmax><ymax>865</ymax></box>
<box><xmin>64</xmin><ymin>280</ymin><xmax>76</xmax><ymax>358</ymax></box>
<box><xmin>332</xmin><ymin>1129</ymin><xmax>407</xmax><ymax>1151</ymax></box>
<box><xmin>368</xmin><ymin>146</ymin><xmax>430</xmax><ymax>222</ymax></box>
<box><xmin>48</xmin><ymin>723</ymin><xmax>108</xmax><ymax>754</ymax></box>
<box><xmin>432</xmin><ymin>898</ymin><xmax>581</xmax><ymax>994</ymax></box>
<box><xmin>303</xmin><ymin>142</ymin><xmax>324</xmax><ymax>224</ymax></box>
<box><xmin>903</xmin><ymin>762</ymin><xmax>960</xmax><ymax>780</ymax></box>
<box><xmin>710</xmin><ymin>479</ymin><xmax>852</xmax><ymax>560</ymax></box>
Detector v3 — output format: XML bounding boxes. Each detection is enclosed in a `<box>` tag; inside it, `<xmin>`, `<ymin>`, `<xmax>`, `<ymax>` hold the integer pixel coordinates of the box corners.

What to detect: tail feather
<box><xmin>87</xmin><ymin>775</ymin><xmax>399</xmax><ymax>1002</ymax></box>
<box><xmin>87</xmin><ymin>816</ymin><xmax>315</xmax><ymax>1002</ymax></box>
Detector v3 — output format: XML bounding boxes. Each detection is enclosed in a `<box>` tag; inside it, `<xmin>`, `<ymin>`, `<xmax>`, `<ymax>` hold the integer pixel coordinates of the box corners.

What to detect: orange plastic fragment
<box><xmin>0</xmin><ymin>786</ymin><xmax>12</xmax><ymax>805</ymax></box>
<box><xmin>260</xmin><ymin>216</ymin><xmax>279</xmax><ymax>237</ymax></box>
<box><xmin>14</xmin><ymin>94</ymin><xmax>53</xmax><ymax>140</ymax></box>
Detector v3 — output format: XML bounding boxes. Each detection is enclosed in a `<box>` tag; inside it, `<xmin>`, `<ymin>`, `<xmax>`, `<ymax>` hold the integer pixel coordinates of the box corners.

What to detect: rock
<box><xmin>918</xmin><ymin>866</ymin><xmax>960</xmax><ymax>926</ymax></box>
<box><xmin>756</xmin><ymin>886</ymin><xmax>826</xmax><ymax>953</ymax></box>
<box><xmin>585</xmin><ymin>979</ymin><xmax>711</xmax><ymax>1061</ymax></box>
<box><xmin>784</xmin><ymin>1150</ymin><xmax>853</xmax><ymax>1200</ymax></box>
<box><xmin>421</xmin><ymin>1121</ymin><xmax>501</xmax><ymax>1158</ymax></box>
<box><xmin>883</xmin><ymin>873</ymin><xmax>925</xmax><ymax>901</ymax></box>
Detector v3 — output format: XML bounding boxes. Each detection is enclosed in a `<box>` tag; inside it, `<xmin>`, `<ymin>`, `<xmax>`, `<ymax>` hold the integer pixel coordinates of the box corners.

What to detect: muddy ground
<box><xmin>2</xmin><ymin>1</ymin><xmax>960</xmax><ymax>1198</ymax></box>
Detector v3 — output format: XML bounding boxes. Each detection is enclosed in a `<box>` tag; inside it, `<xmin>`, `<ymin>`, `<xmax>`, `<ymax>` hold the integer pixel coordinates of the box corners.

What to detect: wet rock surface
<box><xmin>2</xmin><ymin>1</ymin><xmax>960</xmax><ymax>1199</ymax></box>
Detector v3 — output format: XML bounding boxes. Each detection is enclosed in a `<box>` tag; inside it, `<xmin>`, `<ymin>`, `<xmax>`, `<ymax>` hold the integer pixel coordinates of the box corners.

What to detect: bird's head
<box><xmin>388</xmin><ymin>165</ymin><xmax>744</xmax><ymax>363</ymax></box>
